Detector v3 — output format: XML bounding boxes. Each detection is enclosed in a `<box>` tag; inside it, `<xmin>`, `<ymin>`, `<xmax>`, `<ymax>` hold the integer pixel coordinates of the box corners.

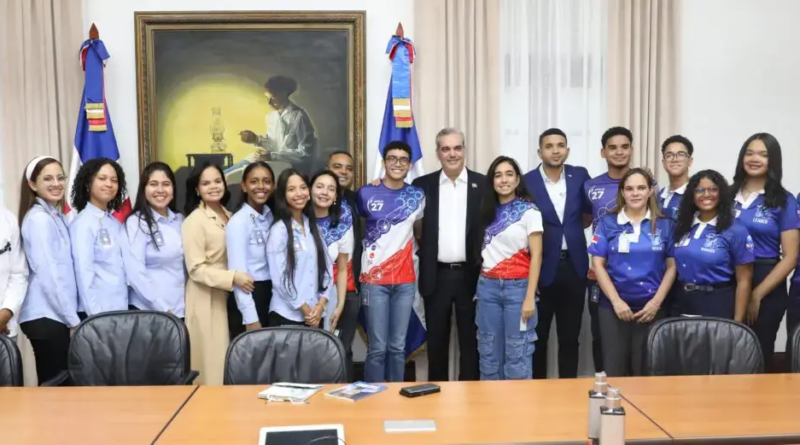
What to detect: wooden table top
<box><xmin>612</xmin><ymin>374</ymin><xmax>800</xmax><ymax>444</ymax></box>
<box><xmin>0</xmin><ymin>385</ymin><xmax>197</xmax><ymax>445</ymax></box>
<box><xmin>156</xmin><ymin>379</ymin><xmax>670</xmax><ymax>445</ymax></box>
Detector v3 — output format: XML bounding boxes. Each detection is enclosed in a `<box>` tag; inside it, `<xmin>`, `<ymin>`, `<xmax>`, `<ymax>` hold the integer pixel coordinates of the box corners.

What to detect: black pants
<box><xmin>588</xmin><ymin>282</ymin><xmax>604</xmax><ymax>373</ymax></box>
<box><xmin>533</xmin><ymin>257</ymin><xmax>586</xmax><ymax>378</ymax></box>
<box><xmin>751</xmin><ymin>262</ymin><xmax>788</xmax><ymax>372</ymax></box>
<box><xmin>336</xmin><ymin>291</ymin><xmax>361</xmax><ymax>381</ymax></box>
<box><xmin>128</xmin><ymin>305</ymin><xmax>185</xmax><ymax>321</ymax></box>
<box><xmin>674</xmin><ymin>284</ymin><xmax>736</xmax><ymax>319</ymax></box>
<box><xmin>227</xmin><ymin>280</ymin><xmax>272</xmax><ymax>341</ymax></box>
<box><xmin>424</xmin><ymin>266</ymin><xmax>479</xmax><ymax>381</ymax></box>
<box><xmin>598</xmin><ymin>306</ymin><xmax>658</xmax><ymax>377</ymax></box>
<box><xmin>268</xmin><ymin>311</ymin><xmax>324</xmax><ymax>329</ymax></box>
<box><xmin>20</xmin><ymin>318</ymin><xmax>71</xmax><ymax>385</ymax></box>
<box><xmin>786</xmin><ymin>283</ymin><xmax>800</xmax><ymax>370</ymax></box>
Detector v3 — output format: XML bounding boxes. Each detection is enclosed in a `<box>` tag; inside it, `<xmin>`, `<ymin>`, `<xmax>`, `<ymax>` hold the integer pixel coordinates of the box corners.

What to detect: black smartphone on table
<box><xmin>399</xmin><ymin>383</ymin><xmax>441</xmax><ymax>398</ymax></box>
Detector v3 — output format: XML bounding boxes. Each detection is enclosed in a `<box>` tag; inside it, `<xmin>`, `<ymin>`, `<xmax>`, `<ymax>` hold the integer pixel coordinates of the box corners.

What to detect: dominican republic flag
<box><xmin>362</xmin><ymin>28</ymin><xmax>427</xmax><ymax>363</ymax></box>
<box><xmin>372</xmin><ymin>30</ymin><xmax>425</xmax><ymax>183</ymax></box>
<box><xmin>65</xmin><ymin>35</ymin><xmax>131</xmax><ymax>222</ymax></box>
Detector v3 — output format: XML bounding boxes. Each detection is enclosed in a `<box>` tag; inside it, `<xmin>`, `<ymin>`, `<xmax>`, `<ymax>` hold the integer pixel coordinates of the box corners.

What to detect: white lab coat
<box><xmin>0</xmin><ymin>207</ymin><xmax>29</xmax><ymax>338</ymax></box>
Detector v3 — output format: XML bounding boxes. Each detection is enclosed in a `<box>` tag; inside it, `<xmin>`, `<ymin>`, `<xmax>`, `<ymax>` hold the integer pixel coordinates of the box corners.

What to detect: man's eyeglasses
<box><xmin>385</xmin><ymin>156</ymin><xmax>411</xmax><ymax>167</ymax></box>
<box><xmin>663</xmin><ymin>152</ymin><xmax>691</xmax><ymax>161</ymax></box>
<box><xmin>694</xmin><ymin>186</ymin><xmax>720</xmax><ymax>196</ymax></box>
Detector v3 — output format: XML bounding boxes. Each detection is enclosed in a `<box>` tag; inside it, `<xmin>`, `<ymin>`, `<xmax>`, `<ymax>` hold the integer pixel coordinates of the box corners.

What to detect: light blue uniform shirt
<box><xmin>266</xmin><ymin>216</ymin><xmax>331</xmax><ymax>322</ymax></box>
<box><xmin>19</xmin><ymin>199</ymin><xmax>80</xmax><ymax>327</ymax></box>
<box><xmin>70</xmin><ymin>202</ymin><xmax>128</xmax><ymax>315</ymax></box>
<box><xmin>123</xmin><ymin>209</ymin><xmax>186</xmax><ymax>316</ymax></box>
<box><xmin>226</xmin><ymin>203</ymin><xmax>273</xmax><ymax>325</ymax></box>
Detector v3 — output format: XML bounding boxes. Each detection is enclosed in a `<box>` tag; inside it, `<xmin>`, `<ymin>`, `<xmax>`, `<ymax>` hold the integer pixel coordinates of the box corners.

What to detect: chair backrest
<box><xmin>790</xmin><ymin>323</ymin><xmax>800</xmax><ymax>373</ymax></box>
<box><xmin>644</xmin><ymin>316</ymin><xmax>763</xmax><ymax>376</ymax></box>
<box><xmin>0</xmin><ymin>334</ymin><xmax>23</xmax><ymax>387</ymax></box>
<box><xmin>68</xmin><ymin>310</ymin><xmax>192</xmax><ymax>386</ymax></box>
<box><xmin>224</xmin><ymin>326</ymin><xmax>347</xmax><ymax>385</ymax></box>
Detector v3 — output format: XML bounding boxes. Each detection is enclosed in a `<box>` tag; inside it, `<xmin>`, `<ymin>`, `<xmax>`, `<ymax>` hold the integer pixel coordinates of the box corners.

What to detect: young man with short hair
<box><xmin>356</xmin><ymin>141</ymin><xmax>425</xmax><ymax>383</ymax></box>
<box><xmin>659</xmin><ymin>135</ymin><xmax>694</xmax><ymax>220</ymax></box>
<box><xmin>524</xmin><ymin>128</ymin><xmax>592</xmax><ymax>379</ymax></box>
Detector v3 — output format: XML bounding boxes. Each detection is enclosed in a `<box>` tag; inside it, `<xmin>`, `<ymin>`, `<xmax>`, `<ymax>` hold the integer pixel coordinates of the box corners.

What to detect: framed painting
<box><xmin>134</xmin><ymin>11</ymin><xmax>366</xmax><ymax>211</ymax></box>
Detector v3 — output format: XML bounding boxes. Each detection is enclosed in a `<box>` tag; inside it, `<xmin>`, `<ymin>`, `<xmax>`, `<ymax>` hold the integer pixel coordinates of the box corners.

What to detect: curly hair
<box><xmin>70</xmin><ymin>157</ymin><xmax>127</xmax><ymax>212</ymax></box>
<box><xmin>674</xmin><ymin>169</ymin><xmax>734</xmax><ymax>241</ymax></box>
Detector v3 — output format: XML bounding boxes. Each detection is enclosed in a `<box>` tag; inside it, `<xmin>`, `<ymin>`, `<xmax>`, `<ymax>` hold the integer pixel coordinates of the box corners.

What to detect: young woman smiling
<box><xmin>183</xmin><ymin>162</ymin><xmax>254</xmax><ymax>385</ymax></box>
<box><xmin>266</xmin><ymin>168</ymin><xmax>331</xmax><ymax>328</ymax></box>
<box><xmin>475</xmin><ymin>156</ymin><xmax>543</xmax><ymax>381</ymax></box>
<box><xmin>69</xmin><ymin>157</ymin><xmax>128</xmax><ymax>320</ymax></box>
<box><xmin>588</xmin><ymin>168</ymin><xmax>676</xmax><ymax>377</ymax></box>
<box><xmin>123</xmin><ymin>162</ymin><xmax>185</xmax><ymax>318</ymax></box>
<box><xmin>226</xmin><ymin>161</ymin><xmax>275</xmax><ymax>337</ymax></box>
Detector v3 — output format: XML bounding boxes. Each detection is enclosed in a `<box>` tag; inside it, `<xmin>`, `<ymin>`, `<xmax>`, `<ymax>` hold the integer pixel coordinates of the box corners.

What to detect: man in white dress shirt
<box><xmin>524</xmin><ymin>128</ymin><xmax>592</xmax><ymax>378</ymax></box>
<box><xmin>0</xmin><ymin>206</ymin><xmax>29</xmax><ymax>340</ymax></box>
<box><xmin>413</xmin><ymin>128</ymin><xmax>485</xmax><ymax>381</ymax></box>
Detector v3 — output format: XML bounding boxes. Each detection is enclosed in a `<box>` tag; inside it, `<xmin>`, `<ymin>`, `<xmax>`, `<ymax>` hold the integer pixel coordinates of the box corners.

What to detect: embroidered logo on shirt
<box><xmin>701</xmin><ymin>233</ymin><xmax>720</xmax><ymax>253</ymax></box>
<box><xmin>753</xmin><ymin>205</ymin><xmax>770</xmax><ymax>224</ymax></box>
<box><xmin>651</xmin><ymin>229</ymin><xmax>663</xmax><ymax>251</ymax></box>
<box><xmin>745</xmin><ymin>235</ymin><xmax>755</xmax><ymax>253</ymax></box>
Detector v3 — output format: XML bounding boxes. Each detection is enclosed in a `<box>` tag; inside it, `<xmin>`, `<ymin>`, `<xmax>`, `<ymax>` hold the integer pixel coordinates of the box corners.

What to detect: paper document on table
<box><xmin>257</xmin><ymin>383</ymin><xmax>324</xmax><ymax>403</ymax></box>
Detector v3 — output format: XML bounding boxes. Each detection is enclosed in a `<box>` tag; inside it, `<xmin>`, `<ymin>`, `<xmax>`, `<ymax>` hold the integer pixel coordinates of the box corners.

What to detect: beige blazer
<box><xmin>183</xmin><ymin>202</ymin><xmax>235</xmax><ymax>385</ymax></box>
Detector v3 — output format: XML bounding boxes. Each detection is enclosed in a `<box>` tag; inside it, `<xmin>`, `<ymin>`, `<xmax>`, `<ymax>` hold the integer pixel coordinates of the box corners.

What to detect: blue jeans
<box><xmin>362</xmin><ymin>283</ymin><xmax>416</xmax><ymax>382</ymax></box>
<box><xmin>476</xmin><ymin>276</ymin><xmax>538</xmax><ymax>380</ymax></box>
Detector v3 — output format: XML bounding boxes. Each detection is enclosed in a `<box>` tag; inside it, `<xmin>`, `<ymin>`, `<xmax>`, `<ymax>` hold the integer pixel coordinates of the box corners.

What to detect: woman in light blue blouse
<box><xmin>226</xmin><ymin>161</ymin><xmax>275</xmax><ymax>338</ymax></box>
<box><xmin>123</xmin><ymin>162</ymin><xmax>186</xmax><ymax>318</ymax></box>
<box><xmin>69</xmin><ymin>157</ymin><xmax>128</xmax><ymax>320</ymax></box>
<box><xmin>266</xmin><ymin>168</ymin><xmax>331</xmax><ymax>328</ymax></box>
<box><xmin>18</xmin><ymin>156</ymin><xmax>79</xmax><ymax>384</ymax></box>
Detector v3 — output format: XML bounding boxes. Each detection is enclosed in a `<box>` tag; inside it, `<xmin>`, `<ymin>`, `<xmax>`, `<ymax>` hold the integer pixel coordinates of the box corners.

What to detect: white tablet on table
<box><xmin>258</xmin><ymin>424</ymin><xmax>344</xmax><ymax>445</ymax></box>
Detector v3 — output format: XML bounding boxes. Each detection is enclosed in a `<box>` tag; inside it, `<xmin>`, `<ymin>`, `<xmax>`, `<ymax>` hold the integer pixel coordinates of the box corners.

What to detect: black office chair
<box><xmin>644</xmin><ymin>316</ymin><xmax>763</xmax><ymax>376</ymax></box>
<box><xmin>42</xmin><ymin>310</ymin><xmax>199</xmax><ymax>386</ymax></box>
<box><xmin>224</xmin><ymin>326</ymin><xmax>347</xmax><ymax>385</ymax></box>
<box><xmin>790</xmin><ymin>323</ymin><xmax>800</xmax><ymax>373</ymax></box>
<box><xmin>0</xmin><ymin>334</ymin><xmax>23</xmax><ymax>387</ymax></box>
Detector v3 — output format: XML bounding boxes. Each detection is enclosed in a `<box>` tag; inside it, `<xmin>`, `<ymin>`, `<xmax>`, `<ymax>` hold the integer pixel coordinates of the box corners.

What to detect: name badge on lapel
<box><xmin>99</xmin><ymin>228</ymin><xmax>112</xmax><ymax>247</ymax></box>
<box><xmin>618</xmin><ymin>235</ymin><xmax>630</xmax><ymax>253</ymax></box>
<box><xmin>153</xmin><ymin>231</ymin><xmax>165</xmax><ymax>247</ymax></box>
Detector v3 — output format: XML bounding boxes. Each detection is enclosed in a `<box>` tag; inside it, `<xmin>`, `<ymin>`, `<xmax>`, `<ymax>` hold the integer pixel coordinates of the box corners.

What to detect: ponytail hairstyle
<box><xmin>612</xmin><ymin>167</ymin><xmax>664</xmax><ymax>233</ymax></box>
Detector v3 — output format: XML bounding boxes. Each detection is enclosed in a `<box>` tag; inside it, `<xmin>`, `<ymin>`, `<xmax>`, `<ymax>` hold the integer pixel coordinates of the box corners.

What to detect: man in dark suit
<box><xmin>413</xmin><ymin>128</ymin><xmax>485</xmax><ymax>381</ymax></box>
<box><xmin>524</xmin><ymin>128</ymin><xmax>592</xmax><ymax>379</ymax></box>
<box><xmin>327</xmin><ymin>150</ymin><xmax>363</xmax><ymax>381</ymax></box>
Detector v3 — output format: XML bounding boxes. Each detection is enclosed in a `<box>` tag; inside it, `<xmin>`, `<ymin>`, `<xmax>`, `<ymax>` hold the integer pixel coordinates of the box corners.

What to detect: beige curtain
<box><xmin>0</xmin><ymin>0</ymin><xmax>84</xmax><ymax>386</ymax></box>
<box><xmin>606</xmin><ymin>0</ymin><xmax>680</xmax><ymax>181</ymax></box>
<box><xmin>0</xmin><ymin>0</ymin><xmax>84</xmax><ymax>213</ymax></box>
<box><xmin>413</xmin><ymin>0</ymin><xmax>500</xmax><ymax>175</ymax></box>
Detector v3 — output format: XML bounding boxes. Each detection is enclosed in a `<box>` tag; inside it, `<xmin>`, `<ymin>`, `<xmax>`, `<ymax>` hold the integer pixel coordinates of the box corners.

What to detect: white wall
<box><xmin>83</xmin><ymin>0</ymin><xmax>415</xmax><ymax>195</ymax></box>
<box><xmin>679</xmin><ymin>0</ymin><xmax>800</xmax><ymax>352</ymax></box>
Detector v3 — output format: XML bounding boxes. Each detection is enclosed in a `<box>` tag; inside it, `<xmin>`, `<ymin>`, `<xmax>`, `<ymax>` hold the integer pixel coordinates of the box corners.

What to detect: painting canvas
<box><xmin>134</xmin><ymin>11</ymin><xmax>365</xmax><ymax>211</ymax></box>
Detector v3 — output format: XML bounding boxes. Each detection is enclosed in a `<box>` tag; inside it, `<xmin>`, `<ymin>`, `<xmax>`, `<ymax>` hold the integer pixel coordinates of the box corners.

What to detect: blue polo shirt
<box><xmin>791</xmin><ymin>193</ymin><xmax>800</xmax><ymax>289</ymax></box>
<box><xmin>659</xmin><ymin>183</ymin><xmax>686</xmax><ymax>220</ymax></box>
<box><xmin>674</xmin><ymin>216</ymin><xmax>755</xmax><ymax>285</ymax></box>
<box><xmin>588</xmin><ymin>211</ymin><xmax>675</xmax><ymax>311</ymax></box>
<box><xmin>584</xmin><ymin>173</ymin><xmax>620</xmax><ymax>232</ymax></box>
<box><xmin>733</xmin><ymin>190</ymin><xmax>800</xmax><ymax>259</ymax></box>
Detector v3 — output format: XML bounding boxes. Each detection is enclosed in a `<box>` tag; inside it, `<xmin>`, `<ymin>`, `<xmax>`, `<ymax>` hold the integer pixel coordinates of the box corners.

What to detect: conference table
<box><xmin>2</xmin><ymin>375</ymin><xmax>800</xmax><ymax>444</ymax></box>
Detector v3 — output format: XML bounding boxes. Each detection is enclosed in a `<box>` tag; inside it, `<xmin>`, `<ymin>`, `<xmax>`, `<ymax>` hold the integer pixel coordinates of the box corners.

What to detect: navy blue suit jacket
<box><xmin>524</xmin><ymin>164</ymin><xmax>592</xmax><ymax>288</ymax></box>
